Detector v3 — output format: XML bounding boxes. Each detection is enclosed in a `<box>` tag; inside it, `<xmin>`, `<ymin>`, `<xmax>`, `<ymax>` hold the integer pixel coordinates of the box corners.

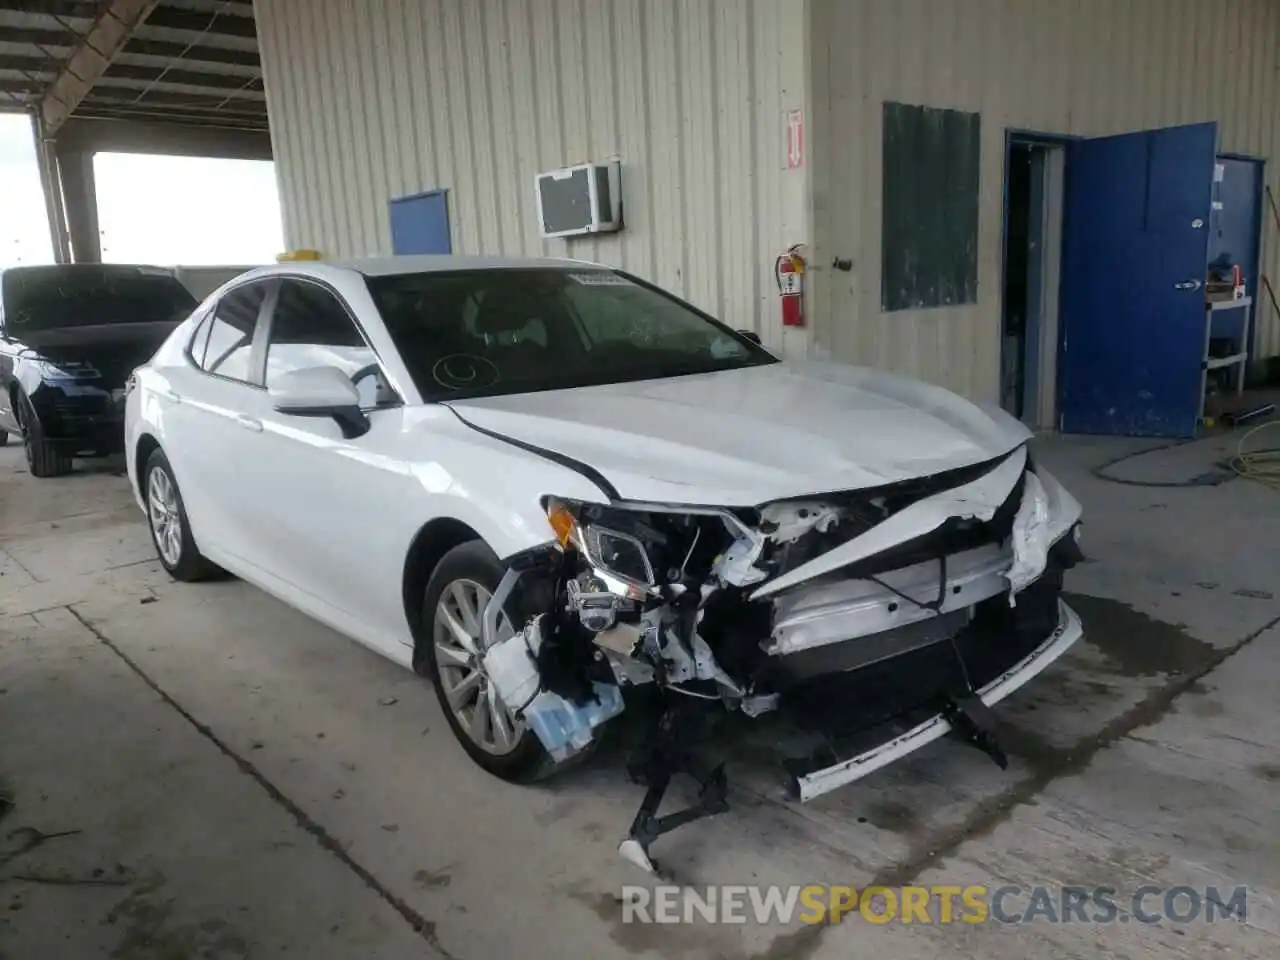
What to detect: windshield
<box><xmin>366</xmin><ymin>268</ymin><xmax>775</xmax><ymax>400</ymax></box>
<box><xmin>1</xmin><ymin>265</ymin><xmax>198</xmax><ymax>331</ymax></box>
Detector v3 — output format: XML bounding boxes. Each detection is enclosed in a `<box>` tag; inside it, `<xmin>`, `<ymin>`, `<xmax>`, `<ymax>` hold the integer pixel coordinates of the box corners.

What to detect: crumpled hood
<box><xmin>446</xmin><ymin>360</ymin><xmax>1031</xmax><ymax>506</ymax></box>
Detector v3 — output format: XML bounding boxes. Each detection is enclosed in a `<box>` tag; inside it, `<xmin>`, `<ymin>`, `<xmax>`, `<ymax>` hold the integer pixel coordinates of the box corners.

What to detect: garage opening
<box><xmin>1000</xmin><ymin>134</ymin><xmax>1065</xmax><ymax>429</ymax></box>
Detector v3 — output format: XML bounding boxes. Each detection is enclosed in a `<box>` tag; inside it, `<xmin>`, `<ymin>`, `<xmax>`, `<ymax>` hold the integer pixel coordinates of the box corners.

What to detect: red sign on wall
<box><xmin>786</xmin><ymin>108</ymin><xmax>804</xmax><ymax>169</ymax></box>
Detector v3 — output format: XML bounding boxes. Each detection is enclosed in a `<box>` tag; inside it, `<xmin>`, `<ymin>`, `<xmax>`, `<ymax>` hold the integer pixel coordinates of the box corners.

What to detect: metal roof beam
<box><xmin>0</xmin><ymin>52</ymin><xmax>55</xmax><ymax>74</ymax></box>
<box><xmin>144</xmin><ymin>5</ymin><xmax>256</xmax><ymax>38</ymax></box>
<box><xmin>0</xmin><ymin>2</ymin><xmax>104</xmax><ymax>16</ymax></box>
<box><xmin>70</xmin><ymin>105</ymin><xmax>268</xmax><ymax>131</ymax></box>
<box><xmin>0</xmin><ymin>26</ymin><xmax>79</xmax><ymax>49</ymax></box>
<box><xmin>104</xmin><ymin>61</ymin><xmax>260</xmax><ymax>89</ymax></box>
<box><xmin>84</xmin><ymin>85</ymin><xmax>265</xmax><ymax>111</ymax></box>
<box><xmin>124</xmin><ymin>35</ymin><xmax>258</xmax><ymax>67</ymax></box>
<box><xmin>39</xmin><ymin>0</ymin><xmax>161</xmax><ymax>136</ymax></box>
<box><xmin>57</xmin><ymin>114</ymin><xmax>271</xmax><ymax>155</ymax></box>
<box><xmin>0</xmin><ymin>76</ymin><xmax>42</xmax><ymax>94</ymax></box>
<box><xmin>0</xmin><ymin>27</ymin><xmax>260</xmax><ymax>68</ymax></box>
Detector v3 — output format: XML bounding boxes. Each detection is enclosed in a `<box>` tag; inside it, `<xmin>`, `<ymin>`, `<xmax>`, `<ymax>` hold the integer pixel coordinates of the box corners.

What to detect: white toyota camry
<box><xmin>126</xmin><ymin>256</ymin><xmax>1084</xmax><ymax>871</ymax></box>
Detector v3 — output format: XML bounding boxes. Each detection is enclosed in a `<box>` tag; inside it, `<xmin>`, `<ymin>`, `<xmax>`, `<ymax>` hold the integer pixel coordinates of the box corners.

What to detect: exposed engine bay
<box><xmin>480</xmin><ymin>444</ymin><xmax>1084</xmax><ymax>873</ymax></box>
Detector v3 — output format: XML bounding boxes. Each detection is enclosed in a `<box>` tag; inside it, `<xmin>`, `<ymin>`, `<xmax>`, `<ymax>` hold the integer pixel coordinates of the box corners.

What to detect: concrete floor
<box><xmin>0</xmin><ymin>432</ymin><xmax>1277</xmax><ymax>959</ymax></box>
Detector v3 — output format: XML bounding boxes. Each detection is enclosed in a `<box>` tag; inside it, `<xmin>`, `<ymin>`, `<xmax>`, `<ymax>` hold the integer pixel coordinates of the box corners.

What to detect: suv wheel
<box><xmin>17</xmin><ymin>393</ymin><xmax>71</xmax><ymax>478</ymax></box>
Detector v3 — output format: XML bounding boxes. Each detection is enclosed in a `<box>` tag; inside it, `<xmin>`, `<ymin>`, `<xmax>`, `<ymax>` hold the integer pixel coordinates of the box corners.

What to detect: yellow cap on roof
<box><xmin>277</xmin><ymin>249</ymin><xmax>322</xmax><ymax>262</ymax></box>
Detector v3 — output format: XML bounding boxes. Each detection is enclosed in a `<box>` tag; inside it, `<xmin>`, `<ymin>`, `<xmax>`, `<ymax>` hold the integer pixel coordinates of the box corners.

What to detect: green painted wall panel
<box><xmin>882</xmin><ymin>101</ymin><xmax>980</xmax><ymax>312</ymax></box>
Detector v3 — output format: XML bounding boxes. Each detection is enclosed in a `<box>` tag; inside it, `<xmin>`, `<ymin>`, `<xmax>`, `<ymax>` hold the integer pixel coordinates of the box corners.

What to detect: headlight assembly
<box><xmin>31</xmin><ymin>358</ymin><xmax>100</xmax><ymax>381</ymax></box>
<box><xmin>544</xmin><ymin>498</ymin><xmax>657</xmax><ymax>594</ymax></box>
<box><xmin>581</xmin><ymin>525</ymin><xmax>654</xmax><ymax>585</ymax></box>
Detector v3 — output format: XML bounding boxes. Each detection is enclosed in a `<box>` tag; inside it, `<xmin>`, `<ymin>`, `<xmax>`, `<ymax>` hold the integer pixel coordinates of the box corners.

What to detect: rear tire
<box><xmin>143</xmin><ymin>448</ymin><xmax>218</xmax><ymax>582</ymax></box>
<box><xmin>422</xmin><ymin>541</ymin><xmax>555</xmax><ymax>784</ymax></box>
<box><xmin>17</xmin><ymin>393</ymin><xmax>71</xmax><ymax>478</ymax></box>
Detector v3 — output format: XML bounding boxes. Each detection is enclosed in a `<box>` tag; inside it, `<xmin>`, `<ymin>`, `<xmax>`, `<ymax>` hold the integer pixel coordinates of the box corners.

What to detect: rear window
<box><xmin>1</xmin><ymin>265</ymin><xmax>197</xmax><ymax>331</ymax></box>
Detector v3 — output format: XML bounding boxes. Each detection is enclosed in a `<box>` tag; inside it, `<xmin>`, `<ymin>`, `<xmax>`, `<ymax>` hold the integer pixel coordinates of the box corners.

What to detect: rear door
<box><xmin>1058</xmin><ymin>122</ymin><xmax>1216</xmax><ymax>437</ymax></box>
<box><xmin>157</xmin><ymin>280</ymin><xmax>274</xmax><ymax>564</ymax></box>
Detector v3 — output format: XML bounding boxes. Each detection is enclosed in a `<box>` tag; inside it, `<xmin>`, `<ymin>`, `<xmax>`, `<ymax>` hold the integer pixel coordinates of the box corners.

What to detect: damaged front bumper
<box><xmin>479</xmin><ymin>444</ymin><xmax>1084</xmax><ymax>871</ymax></box>
<box><xmin>789</xmin><ymin>598</ymin><xmax>1082</xmax><ymax>801</ymax></box>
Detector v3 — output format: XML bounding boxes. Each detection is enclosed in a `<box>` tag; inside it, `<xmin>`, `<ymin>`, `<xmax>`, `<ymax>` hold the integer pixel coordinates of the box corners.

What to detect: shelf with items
<box><xmin>1198</xmin><ymin>296</ymin><xmax>1250</xmax><ymax>423</ymax></box>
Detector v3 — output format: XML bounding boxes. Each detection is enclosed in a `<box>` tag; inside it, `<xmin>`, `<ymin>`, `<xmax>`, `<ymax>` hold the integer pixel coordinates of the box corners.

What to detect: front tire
<box><xmin>422</xmin><ymin>541</ymin><xmax>553</xmax><ymax>783</ymax></box>
<box><xmin>143</xmin><ymin>448</ymin><xmax>217</xmax><ymax>582</ymax></box>
<box><xmin>17</xmin><ymin>393</ymin><xmax>72</xmax><ymax>478</ymax></box>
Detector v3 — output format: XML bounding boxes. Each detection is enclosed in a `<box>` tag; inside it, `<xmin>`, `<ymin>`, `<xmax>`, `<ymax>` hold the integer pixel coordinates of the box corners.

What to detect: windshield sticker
<box><xmin>432</xmin><ymin>354</ymin><xmax>500</xmax><ymax>391</ymax></box>
<box><xmin>134</xmin><ymin>267</ymin><xmax>174</xmax><ymax>277</ymax></box>
<box><xmin>568</xmin><ymin>272</ymin><xmax>634</xmax><ymax>286</ymax></box>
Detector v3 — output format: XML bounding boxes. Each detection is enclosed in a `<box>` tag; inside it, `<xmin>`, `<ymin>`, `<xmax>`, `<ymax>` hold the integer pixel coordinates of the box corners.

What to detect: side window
<box><xmin>195</xmin><ymin>284</ymin><xmax>267</xmax><ymax>383</ymax></box>
<box><xmin>266</xmin><ymin>280</ymin><xmax>386</xmax><ymax>407</ymax></box>
<box><xmin>185</xmin><ymin>309</ymin><xmax>212</xmax><ymax>362</ymax></box>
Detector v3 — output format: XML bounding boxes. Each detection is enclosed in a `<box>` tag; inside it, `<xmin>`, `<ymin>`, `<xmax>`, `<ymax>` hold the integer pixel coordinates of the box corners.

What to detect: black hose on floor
<box><xmin>1090</xmin><ymin>438</ymin><xmax>1236</xmax><ymax>489</ymax></box>
<box><xmin>1089</xmin><ymin>422</ymin><xmax>1280</xmax><ymax>489</ymax></box>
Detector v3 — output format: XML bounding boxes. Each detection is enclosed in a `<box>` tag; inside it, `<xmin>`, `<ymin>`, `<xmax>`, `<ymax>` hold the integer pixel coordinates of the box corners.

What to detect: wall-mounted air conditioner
<box><xmin>535</xmin><ymin>160</ymin><xmax>622</xmax><ymax>239</ymax></box>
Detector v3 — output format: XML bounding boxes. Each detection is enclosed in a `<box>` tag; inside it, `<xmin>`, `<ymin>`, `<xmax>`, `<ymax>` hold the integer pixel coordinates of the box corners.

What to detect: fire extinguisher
<box><xmin>775</xmin><ymin>245</ymin><xmax>806</xmax><ymax>327</ymax></box>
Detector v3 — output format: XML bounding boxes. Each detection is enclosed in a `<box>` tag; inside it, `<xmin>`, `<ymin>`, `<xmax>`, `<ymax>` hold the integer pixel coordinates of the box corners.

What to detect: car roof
<box><xmin>261</xmin><ymin>254</ymin><xmax>611</xmax><ymax>279</ymax></box>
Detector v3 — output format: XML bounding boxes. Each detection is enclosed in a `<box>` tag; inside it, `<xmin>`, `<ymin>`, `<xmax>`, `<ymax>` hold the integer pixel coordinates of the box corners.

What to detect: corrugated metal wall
<box><xmin>254</xmin><ymin>0</ymin><xmax>811</xmax><ymax>356</ymax></box>
<box><xmin>811</xmin><ymin>0</ymin><xmax>1280</xmax><ymax>400</ymax></box>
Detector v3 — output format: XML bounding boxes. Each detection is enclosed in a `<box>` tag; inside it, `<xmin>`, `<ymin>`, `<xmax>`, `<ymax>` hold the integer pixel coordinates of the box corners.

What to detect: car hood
<box><xmin>445</xmin><ymin>360</ymin><xmax>1032</xmax><ymax>506</ymax></box>
<box><xmin>17</xmin><ymin>321</ymin><xmax>178</xmax><ymax>388</ymax></box>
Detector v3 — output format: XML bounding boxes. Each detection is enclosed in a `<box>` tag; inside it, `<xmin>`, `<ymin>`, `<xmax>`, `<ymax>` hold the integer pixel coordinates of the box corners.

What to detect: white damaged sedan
<box><xmin>125</xmin><ymin>256</ymin><xmax>1083</xmax><ymax>871</ymax></box>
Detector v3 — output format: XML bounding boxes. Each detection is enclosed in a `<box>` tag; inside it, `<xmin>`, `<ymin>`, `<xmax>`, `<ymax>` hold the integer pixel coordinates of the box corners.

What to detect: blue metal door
<box><xmin>1059</xmin><ymin>123</ymin><xmax>1215</xmax><ymax>437</ymax></box>
<box><xmin>389</xmin><ymin>190</ymin><xmax>451</xmax><ymax>255</ymax></box>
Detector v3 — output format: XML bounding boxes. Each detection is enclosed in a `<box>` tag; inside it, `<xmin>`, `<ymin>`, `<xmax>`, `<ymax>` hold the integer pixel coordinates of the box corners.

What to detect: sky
<box><xmin>0</xmin><ymin>112</ymin><xmax>283</xmax><ymax>268</ymax></box>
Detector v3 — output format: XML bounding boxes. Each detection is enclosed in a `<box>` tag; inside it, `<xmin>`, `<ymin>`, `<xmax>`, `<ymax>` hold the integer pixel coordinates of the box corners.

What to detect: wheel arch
<box><xmin>6</xmin><ymin>382</ymin><xmax>18</xmax><ymax>431</ymax></box>
<box><xmin>134</xmin><ymin>432</ymin><xmax>162</xmax><ymax>500</ymax></box>
<box><xmin>403</xmin><ymin>517</ymin><xmax>483</xmax><ymax>672</ymax></box>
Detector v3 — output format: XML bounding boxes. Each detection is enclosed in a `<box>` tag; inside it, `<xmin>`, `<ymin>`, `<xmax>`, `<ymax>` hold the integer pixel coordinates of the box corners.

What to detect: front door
<box><xmin>1059</xmin><ymin>122</ymin><xmax>1216</xmax><ymax>437</ymax></box>
<box><xmin>237</xmin><ymin>277</ymin><xmax>411</xmax><ymax>657</ymax></box>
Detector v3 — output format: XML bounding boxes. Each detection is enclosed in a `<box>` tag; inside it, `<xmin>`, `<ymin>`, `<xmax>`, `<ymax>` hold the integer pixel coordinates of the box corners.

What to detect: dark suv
<box><xmin>0</xmin><ymin>264</ymin><xmax>197</xmax><ymax>477</ymax></box>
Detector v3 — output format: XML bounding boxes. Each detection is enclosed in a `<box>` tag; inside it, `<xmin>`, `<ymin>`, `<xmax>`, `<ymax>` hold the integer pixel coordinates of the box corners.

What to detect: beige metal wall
<box><xmin>254</xmin><ymin>0</ymin><xmax>812</xmax><ymax>357</ymax></box>
<box><xmin>811</xmin><ymin>0</ymin><xmax>1280</xmax><ymax>401</ymax></box>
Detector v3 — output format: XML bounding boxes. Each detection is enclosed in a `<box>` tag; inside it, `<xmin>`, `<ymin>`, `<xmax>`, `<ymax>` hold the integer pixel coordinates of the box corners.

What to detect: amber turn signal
<box><xmin>545</xmin><ymin>500</ymin><xmax>577</xmax><ymax>547</ymax></box>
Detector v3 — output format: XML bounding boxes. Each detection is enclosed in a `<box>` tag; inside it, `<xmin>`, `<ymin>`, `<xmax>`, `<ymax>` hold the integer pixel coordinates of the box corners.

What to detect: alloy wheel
<box><xmin>433</xmin><ymin>578</ymin><xmax>525</xmax><ymax>755</ymax></box>
<box><xmin>147</xmin><ymin>467</ymin><xmax>183</xmax><ymax>567</ymax></box>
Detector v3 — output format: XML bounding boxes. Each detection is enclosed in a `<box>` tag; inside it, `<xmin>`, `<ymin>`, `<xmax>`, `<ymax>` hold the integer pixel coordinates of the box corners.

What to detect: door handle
<box><xmin>1174</xmin><ymin>279</ymin><xmax>1203</xmax><ymax>291</ymax></box>
<box><xmin>161</xmin><ymin>388</ymin><xmax>182</xmax><ymax>404</ymax></box>
<box><xmin>235</xmin><ymin>414</ymin><xmax>263</xmax><ymax>433</ymax></box>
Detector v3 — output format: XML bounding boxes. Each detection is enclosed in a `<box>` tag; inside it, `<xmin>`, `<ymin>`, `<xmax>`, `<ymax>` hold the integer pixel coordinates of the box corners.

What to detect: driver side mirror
<box><xmin>737</xmin><ymin>329</ymin><xmax>762</xmax><ymax>344</ymax></box>
<box><xmin>269</xmin><ymin>366</ymin><xmax>370</xmax><ymax>439</ymax></box>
